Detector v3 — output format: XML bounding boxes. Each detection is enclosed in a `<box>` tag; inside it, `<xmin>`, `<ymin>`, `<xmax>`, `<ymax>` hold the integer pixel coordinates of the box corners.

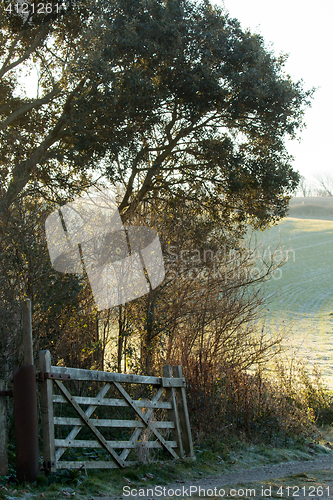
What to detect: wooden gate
<box><xmin>39</xmin><ymin>350</ymin><xmax>194</xmax><ymax>472</ymax></box>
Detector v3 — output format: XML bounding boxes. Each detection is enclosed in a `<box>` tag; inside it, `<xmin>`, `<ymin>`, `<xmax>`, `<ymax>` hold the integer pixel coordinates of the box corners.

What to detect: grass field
<box><xmin>256</xmin><ymin>198</ymin><xmax>333</xmax><ymax>385</ymax></box>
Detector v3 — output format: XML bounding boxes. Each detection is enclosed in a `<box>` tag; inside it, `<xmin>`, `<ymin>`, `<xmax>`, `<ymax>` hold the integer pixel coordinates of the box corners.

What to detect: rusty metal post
<box><xmin>13</xmin><ymin>366</ymin><xmax>39</xmax><ymax>482</ymax></box>
<box><xmin>13</xmin><ymin>299</ymin><xmax>39</xmax><ymax>483</ymax></box>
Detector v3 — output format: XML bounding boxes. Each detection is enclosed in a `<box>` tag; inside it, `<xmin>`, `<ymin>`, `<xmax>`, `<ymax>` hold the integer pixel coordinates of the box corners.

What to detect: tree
<box><xmin>0</xmin><ymin>0</ymin><xmax>93</xmax><ymax>213</ymax></box>
<box><xmin>0</xmin><ymin>196</ymin><xmax>101</xmax><ymax>378</ymax></box>
<box><xmin>102</xmin><ymin>194</ymin><xmax>285</xmax><ymax>375</ymax></box>
<box><xmin>314</xmin><ymin>173</ymin><xmax>333</xmax><ymax>196</ymax></box>
<box><xmin>0</xmin><ymin>0</ymin><xmax>314</xmax><ymax>377</ymax></box>
<box><xmin>295</xmin><ymin>175</ymin><xmax>314</xmax><ymax>197</ymax></box>
<box><xmin>1</xmin><ymin>0</ymin><xmax>313</xmax><ymax>232</ymax></box>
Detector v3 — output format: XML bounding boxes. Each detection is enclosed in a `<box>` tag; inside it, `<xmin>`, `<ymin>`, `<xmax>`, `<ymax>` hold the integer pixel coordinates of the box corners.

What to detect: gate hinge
<box><xmin>42</xmin><ymin>460</ymin><xmax>55</xmax><ymax>475</ymax></box>
<box><xmin>37</xmin><ymin>372</ymin><xmax>70</xmax><ymax>381</ymax></box>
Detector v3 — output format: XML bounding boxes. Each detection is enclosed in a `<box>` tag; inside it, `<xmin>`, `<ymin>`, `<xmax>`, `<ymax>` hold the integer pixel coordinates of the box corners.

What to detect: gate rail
<box><xmin>39</xmin><ymin>350</ymin><xmax>194</xmax><ymax>473</ymax></box>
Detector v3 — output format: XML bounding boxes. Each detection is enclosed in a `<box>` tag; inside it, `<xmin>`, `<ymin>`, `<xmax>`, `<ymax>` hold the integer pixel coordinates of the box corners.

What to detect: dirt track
<box><xmin>112</xmin><ymin>456</ymin><xmax>333</xmax><ymax>499</ymax></box>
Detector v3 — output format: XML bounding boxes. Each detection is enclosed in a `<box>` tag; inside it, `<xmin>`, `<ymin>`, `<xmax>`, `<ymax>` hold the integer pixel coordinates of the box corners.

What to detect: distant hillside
<box><xmin>288</xmin><ymin>197</ymin><xmax>333</xmax><ymax>220</ymax></box>
<box><xmin>256</xmin><ymin>214</ymin><xmax>333</xmax><ymax>384</ymax></box>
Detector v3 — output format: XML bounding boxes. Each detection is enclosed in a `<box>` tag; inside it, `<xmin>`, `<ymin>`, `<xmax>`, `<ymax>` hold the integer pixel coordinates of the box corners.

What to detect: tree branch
<box><xmin>121</xmin><ymin>123</ymin><xmax>196</xmax><ymax>220</ymax></box>
<box><xmin>0</xmin><ymin>78</ymin><xmax>87</xmax><ymax>211</ymax></box>
<box><xmin>0</xmin><ymin>26</ymin><xmax>48</xmax><ymax>79</ymax></box>
<box><xmin>0</xmin><ymin>84</ymin><xmax>61</xmax><ymax>131</ymax></box>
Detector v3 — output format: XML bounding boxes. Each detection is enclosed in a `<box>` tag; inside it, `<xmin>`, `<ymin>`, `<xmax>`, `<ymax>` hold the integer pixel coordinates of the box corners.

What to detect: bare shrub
<box><xmin>184</xmin><ymin>353</ymin><xmax>331</xmax><ymax>445</ymax></box>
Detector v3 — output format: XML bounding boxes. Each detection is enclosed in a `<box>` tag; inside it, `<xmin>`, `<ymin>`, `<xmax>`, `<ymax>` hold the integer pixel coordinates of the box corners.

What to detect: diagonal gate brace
<box><xmin>55</xmin><ymin>382</ymin><xmax>112</xmax><ymax>462</ymax></box>
<box><xmin>113</xmin><ymin>382</ymin><xmax>179</xmax><ymax>460</ymax></box>
<box><xmin>120</xmin><ymin>386</ymin><xmax>164</xmax><ymax>462</ymax></box>
<box><xmin>54</xmin><ymin>380</ymin><xmax>125</xmax><ymax>468</ymax></box>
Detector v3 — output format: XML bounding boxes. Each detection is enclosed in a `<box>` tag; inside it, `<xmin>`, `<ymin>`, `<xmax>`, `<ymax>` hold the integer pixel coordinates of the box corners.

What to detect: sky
<box><xmin>215</xmin><ymin>0</ymin><xmax>332</xmax><ymax>187</ymax></box>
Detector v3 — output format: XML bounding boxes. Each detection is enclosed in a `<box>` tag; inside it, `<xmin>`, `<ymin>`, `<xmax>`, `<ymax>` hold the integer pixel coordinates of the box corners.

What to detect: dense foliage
<box><xmin>0</xmin><ymin>0</ymin><xmax>313</xmax><ymax>377</ymax></box>
<box><xmin>1</xmin><ymin>0</ymin><xmax>313</xmax><ymax>227</ymax></box>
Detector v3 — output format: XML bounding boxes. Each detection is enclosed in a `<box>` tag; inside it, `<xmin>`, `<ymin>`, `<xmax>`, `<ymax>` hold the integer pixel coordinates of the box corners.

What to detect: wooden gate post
<box><xmin>0</xmin><ymin>380</ymin><xmax>8</xmax><ymax>475</ymax></box>
<box><xmin>39</xmin><ymin>350</ymin><xmax>55</xmax><ymax>474</ymax></box>
<box><xmin>162</xmin><ymin>365</ymin><xmax>184</xmax><ymax>458</ymax></box>
<box><xmin>22</xmin><ymin>299</ymin><xmax>34</xmax><ymax>365</ymax></box>
<box><xmin>172</xmin><ymin>366</ymin><xmax>195</xmax><ymax>458</ymax></box>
